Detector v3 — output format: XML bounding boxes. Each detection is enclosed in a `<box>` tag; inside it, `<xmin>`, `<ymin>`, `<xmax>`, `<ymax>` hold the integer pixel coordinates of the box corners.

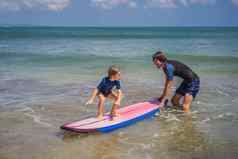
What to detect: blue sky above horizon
<box><xmin>0</xmin><ymin>0</ymin><xmax>237</xmax><ymax>26</ymax></box>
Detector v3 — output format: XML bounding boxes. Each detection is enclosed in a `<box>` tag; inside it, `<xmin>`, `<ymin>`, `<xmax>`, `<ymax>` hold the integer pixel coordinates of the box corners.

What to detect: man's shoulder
<box><xmin>167</xmin><ymin>60</ymin><xmax>189</xmax><ymax>68</ymax></box>
<box><xmin>167</xmin><ymin>60</ymin><xmax>183</xmax><ymax>65</ymax></box>
<box><xmin>165</xmin><ymin>62</ymin><xmax>174</xmax><ymax>71</ymax></box>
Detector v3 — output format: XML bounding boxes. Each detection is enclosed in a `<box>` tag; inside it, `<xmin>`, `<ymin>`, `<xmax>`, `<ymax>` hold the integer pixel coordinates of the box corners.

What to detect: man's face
<box><xmin>153</xmin><ymin>58</ymin><xmax>163</xmax><ymax>69</ymax></box>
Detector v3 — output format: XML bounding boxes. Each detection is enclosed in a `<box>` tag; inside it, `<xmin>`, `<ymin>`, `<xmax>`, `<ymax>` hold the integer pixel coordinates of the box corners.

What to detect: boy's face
<box><xmin>113</xmin><ymin>72</ymin><xmax>121</xmax><ymax>80</ymax></box>
<box><xmin>153</xmin><ymin>58</ymin><xmax>163</xmax><ymax>69</ymax></box>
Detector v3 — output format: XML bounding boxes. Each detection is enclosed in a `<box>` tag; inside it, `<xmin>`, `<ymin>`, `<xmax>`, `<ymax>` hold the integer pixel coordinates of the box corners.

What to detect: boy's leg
<box><xmin>109</xmin><ymin>91</ymin><xmax>123</xmax><ymax>117</ymax></box>
<box><xmin>183</xmin><ymin>94</ymin><xmax>193</xmax><ymax>112</ymax></box>
<box><xmin>97</xmin><ymin>93</ymin><xmax>106</xmax><ymax>118</ymax></box>
<box><xmin>108</xmin><ymin>91</ymin><xmax>124</xmax><ymax>100</ymax></box>
<box><xmin>111</xmin><ymin>103</ymin><xmax>119</xmax><ymax>117</ymax></box>
<box><xmin>171</xmin><ymin>93</ymin><xmax>183</xmax><ymax>107</ymax></box>
<box><xmin>107</xmin><ymin>92</ymin><xmax>117</xmax><ymax>101</ymax></box>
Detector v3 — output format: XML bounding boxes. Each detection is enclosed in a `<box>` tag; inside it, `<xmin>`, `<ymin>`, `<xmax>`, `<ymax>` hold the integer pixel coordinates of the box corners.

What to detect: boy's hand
<box><xmin>86</xmin><ymin>99</ymin><xmax>94</xmax><ymax>105</ymax></box>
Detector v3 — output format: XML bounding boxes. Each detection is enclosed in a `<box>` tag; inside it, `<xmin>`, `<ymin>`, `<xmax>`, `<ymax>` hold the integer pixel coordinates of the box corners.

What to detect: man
<box><xmin>152</xmin><ymin>51</ymin><xmax>200</xmax><ymax>112</ymax></box>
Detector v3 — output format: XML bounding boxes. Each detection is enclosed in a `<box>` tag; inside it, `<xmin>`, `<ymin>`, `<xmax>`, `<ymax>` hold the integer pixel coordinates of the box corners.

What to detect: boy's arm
<box><xmin>86</xmin><ymin>77</ymin><xmax>105</xmax><ymax>105</ymax></box>
<box><xmin>86</xmin><ymin>88</ymin><xmax>98</xmax><ymax>105</ymax></box>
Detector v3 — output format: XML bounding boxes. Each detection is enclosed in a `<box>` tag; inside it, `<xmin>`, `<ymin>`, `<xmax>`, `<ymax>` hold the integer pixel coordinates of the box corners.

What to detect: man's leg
<box><xmin>171</xmin><ymin>93</ymin><xmax>183</xmax><ymax>107</ymax></box>
<box><xmin>183</xmin><ymin>94</ymin><xmax>193</xmax><ymax>112</ymax></box>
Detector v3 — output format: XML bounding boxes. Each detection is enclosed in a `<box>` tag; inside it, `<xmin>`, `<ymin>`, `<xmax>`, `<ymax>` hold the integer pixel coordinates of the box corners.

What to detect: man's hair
<box><xmin>152</xmin><ymin>51</ymin><xmax>167</xmax><ymax>62</ymax></box>
<box><xmin>108</xmin><ymin>65</ymin><xmax>120</xmax><ymax>77</ymax></box>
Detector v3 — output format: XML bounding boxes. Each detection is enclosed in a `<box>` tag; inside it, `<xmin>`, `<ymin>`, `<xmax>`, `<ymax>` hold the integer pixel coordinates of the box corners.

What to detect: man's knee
<box><xmin>171</xmin><ymin>94</ymin><xmax>182</xmax><ymax>106</ymax></box>
<box><xmin>171</xmin><ymin>97</ymin><xmax>176</xmax><ymax>104</ymax></box>
<box><xmin>171</xmin><ymin>97</ymin><xmax>177</xmax><ymax>105</ymax></box>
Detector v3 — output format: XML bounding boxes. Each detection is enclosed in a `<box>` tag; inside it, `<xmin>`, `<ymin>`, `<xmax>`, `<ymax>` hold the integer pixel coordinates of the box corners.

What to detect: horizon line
<box><xmin>0</xmin><ymin>24</ymin><xmax>238</xmax><ymax>28</ymax></box>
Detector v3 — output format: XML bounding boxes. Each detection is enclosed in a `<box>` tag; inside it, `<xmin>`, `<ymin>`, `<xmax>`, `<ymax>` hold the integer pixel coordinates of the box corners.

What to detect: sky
<box><xmin>0</xmin><ymin>0</ymin><xmax>237</xmax><ymax>26</ymax></box>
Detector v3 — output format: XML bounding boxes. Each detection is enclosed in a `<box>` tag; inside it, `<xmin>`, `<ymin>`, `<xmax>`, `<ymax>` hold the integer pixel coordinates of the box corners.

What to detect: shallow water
<box><xmin>0</xmin><ymin>27</ymin><xmax>238</xmax><ymax>159</ymax></box>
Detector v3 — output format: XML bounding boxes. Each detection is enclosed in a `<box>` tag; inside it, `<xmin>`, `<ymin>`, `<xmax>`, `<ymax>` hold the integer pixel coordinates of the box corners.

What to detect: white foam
<box><xmin>153</xmin><ymin>133</ymin><xmax>159</xmax><ymax>138</ymax></box>
<box><xmin>126</xmin><ymin>147</ymin><xmax>137</xmax><ymax>156</ymax></box>
<box><xmin>145</xmin><ymin>153</ymin><xmax>152</xmax><ymax>159</ymax></box>
<box><xmin>24</xmin><ymin>113</ymin><xmax>52</xmax><ymax>127</ymax></box>
<box><xmin>191</xmin><ymin>110</ymin><xmax>199</xmax><ymax>114</ymax></box>
<box><xmin>215</xmin><ymin>88</ymin><xmax>229</xmax><ymax>96</ymax></box>
<box><xmin>118</xmin><ymin>131</ymin><xmax>125</xmax><ymax>137</ymax></box>
<box><xmin>213</xmin><ymin>112</ymin><xmax>237</xmax><ymax>121</ymax></box>
<box><xmin>165</xmin><ymin>114</ymin><xmax>181</xmax><ymax>122</ymax></box>
<box><xmin>17</xmin><ymin>106</ymin><xmax>35</xmax><ymax>113</ymax></box>
<box><xmin>218</xmin><ymin>114</ymin><xmax>224</xmax><ymax>118</ymax></box>
<box><xmin>232</xmin><ymin>98</ymin><xmax>238</xmax><ymax>103</ymax></box>
<box><xmin>141</xmin><ymin>143</ymin><xmax>155</xmax><ymax>150</ymax></box>
<box><xmin>154</xmin><ymin>112</ymin><xmax>160</xmax><ymax>117</ymax></box>
<box><xmin>224</xmin><ymin>112</ymin><xmax>235</xmax><ymax>116</ymax></box>
<box><xmin>201</xmin><ymin>118</ymin><xmax>210</xmax><ymax>123</ymax></box>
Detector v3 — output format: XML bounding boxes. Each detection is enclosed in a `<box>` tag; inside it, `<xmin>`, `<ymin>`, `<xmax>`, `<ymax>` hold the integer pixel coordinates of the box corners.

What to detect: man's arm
<box><xmin>159</xmin><ymin>78</ymin><xmax>173</xmax><ymax>103</ymax></box>
<box><xmin>159</xmin><ymin>63</ymin><xmax>174</xmax><ymax>103</ymax></box>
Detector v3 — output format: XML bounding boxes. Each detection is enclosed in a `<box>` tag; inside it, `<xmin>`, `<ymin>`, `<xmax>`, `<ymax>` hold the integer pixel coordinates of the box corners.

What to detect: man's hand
<box><xmin>158</xmin><ymin>97</ymin><xmax>169</xmax><ymax>108</ymax></box>
<box><xmin>158</xmin><ymin>96</ymin><xmax>165</xmax><ymax>103</ymax></box>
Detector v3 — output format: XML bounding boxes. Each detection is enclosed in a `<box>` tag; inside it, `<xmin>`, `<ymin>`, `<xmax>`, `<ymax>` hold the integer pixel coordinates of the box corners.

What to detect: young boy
<box><xmin>86</xmin><ymin>65</ymin><xmax>123</xmax><ymax>119</ymax></box>
<box><xmin>152</xmin><ymin>51</ymin><xmax>200</xmax><ymax>112</ymax></box>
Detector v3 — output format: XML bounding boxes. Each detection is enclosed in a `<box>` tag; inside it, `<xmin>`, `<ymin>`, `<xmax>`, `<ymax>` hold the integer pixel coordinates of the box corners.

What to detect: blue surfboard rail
<box><xmin>96</xmin><ymin>108</ymin><xmax>160</xmax><ymax>133</ymax></box>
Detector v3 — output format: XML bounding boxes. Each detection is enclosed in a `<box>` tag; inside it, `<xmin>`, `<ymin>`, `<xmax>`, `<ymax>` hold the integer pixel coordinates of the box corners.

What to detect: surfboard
<box><xmin>61</xmin><ymin>100</ymin><xmax>160</xmax><ymax>133</ymax></box>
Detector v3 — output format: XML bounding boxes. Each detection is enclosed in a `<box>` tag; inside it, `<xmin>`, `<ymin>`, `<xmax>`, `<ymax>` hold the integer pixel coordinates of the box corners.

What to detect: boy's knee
<box><xmin>98</xmin><ymin>94</ymin><xmax>106</xmax><ymax>101</ymax></box>
<box><xmin>114</xmin><ymin>92</ymin><xmax>123</xmax><ymax>100</ymax></box>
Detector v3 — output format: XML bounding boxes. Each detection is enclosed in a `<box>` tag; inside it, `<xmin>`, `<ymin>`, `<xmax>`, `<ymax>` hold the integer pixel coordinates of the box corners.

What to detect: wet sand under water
<box><xmin>1</xmin><ymin>75</ymin><xmax>238</xmax><ymax>159</ymax></box>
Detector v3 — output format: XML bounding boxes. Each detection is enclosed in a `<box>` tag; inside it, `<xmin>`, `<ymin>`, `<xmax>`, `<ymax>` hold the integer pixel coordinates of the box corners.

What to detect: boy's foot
<box><xmin>110</xmin><ymin>113</ymin><xmax>120</xmax><ymax>120</ymax></box>
<box><xmin>96</xmin><ymin>114</ymin><xmax>104</xmax><ymax>119</ymax></box>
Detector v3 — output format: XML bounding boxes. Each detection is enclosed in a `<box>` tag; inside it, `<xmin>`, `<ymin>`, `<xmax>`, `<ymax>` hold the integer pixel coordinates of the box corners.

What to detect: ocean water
<box><xmin>0</xmin><ymin>27</ymin><xmax>238</xmax><ymax>159</ymax></box>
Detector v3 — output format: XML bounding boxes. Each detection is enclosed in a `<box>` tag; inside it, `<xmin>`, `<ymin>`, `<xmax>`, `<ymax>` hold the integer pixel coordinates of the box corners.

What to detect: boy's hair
<box><xmin>108</xmin><ymin>65</ymin><xmax>120</xmax><ymax>77</ymax></box>
<box><xmin>152</xmin><ymin>51</ymin><xmax>167</xmax><ymax>62</ymax></box>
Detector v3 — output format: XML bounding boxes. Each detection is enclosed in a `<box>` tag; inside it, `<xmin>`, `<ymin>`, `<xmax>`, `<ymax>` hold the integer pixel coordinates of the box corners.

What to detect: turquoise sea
<box><xmin>0</xmin><ymin>27</ymin><xmax>238</xmax><ymax>159</ymax></box>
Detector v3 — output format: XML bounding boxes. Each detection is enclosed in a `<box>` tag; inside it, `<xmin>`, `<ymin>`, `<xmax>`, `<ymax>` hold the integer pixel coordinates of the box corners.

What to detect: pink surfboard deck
<box><xmin>61</xmin><ymin>100</ymin><xmax>160</xmax><ymax>133</ymax></box>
